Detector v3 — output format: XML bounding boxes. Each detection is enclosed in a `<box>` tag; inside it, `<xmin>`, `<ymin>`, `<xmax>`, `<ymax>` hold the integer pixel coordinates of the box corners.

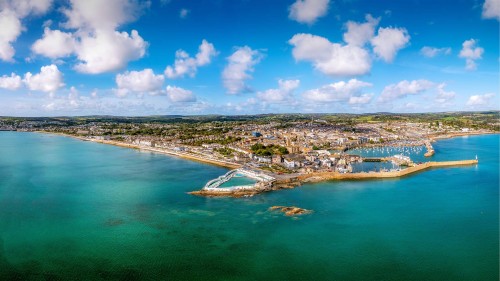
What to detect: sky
<box><xmin>0</xmin><ymin>0</ymin><xmax>498</xmax><ymax>116</ymax></box>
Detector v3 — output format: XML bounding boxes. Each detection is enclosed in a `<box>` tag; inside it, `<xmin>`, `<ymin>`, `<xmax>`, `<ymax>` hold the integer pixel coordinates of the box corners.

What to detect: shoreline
<box><xmin>35</xmin><ymin>131</ymin><xmax>242</xmax><ymax>169</ymax></box>
<box><xmin>28</xmin><ymin>130</ymin><xmax>493</xmax><ymax>198</ymax></box>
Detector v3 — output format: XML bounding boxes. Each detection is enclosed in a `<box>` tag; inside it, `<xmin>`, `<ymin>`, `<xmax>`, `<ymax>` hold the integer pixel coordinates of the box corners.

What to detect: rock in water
<box><xmin>269</xmin><ymin>206</ymin><xmax>312</xmax><ymax>216</ymax></box>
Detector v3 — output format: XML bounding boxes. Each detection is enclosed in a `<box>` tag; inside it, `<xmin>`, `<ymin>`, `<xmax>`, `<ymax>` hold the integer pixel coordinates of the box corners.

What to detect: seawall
<box><xmin>300</xmin><ymin>159</ymin><xmax>478</xmax><ymax>182</ymax></box>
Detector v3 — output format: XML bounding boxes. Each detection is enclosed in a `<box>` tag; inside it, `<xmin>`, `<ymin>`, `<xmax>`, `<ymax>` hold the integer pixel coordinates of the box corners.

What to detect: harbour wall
<box><xmin>299</xmin><ymin>159</ymin><xmax>478</xmax><ymax>182</ymax></box>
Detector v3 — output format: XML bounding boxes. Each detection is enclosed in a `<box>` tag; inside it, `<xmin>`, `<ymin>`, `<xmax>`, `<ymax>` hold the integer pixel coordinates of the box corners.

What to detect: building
<box><xmin>252</xmin><ymin>131</ymin><xmax>262</xmax><ymax>137</ymax></box>
<box><xmin>272</xmin><ymin>155</ymin><xmax>283</xmax><ymax>164</ymax></box>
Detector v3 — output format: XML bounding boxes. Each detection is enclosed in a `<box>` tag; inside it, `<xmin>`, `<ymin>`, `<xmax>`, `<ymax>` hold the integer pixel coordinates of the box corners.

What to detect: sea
<box><xmin>0</xmin><ymin>132</ymin><xmax>498</xmax><ymax>281</ymax></box>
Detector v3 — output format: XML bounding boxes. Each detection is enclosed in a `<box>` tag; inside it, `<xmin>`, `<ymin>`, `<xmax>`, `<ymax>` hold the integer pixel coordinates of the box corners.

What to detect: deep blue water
<box><xmin>0</xmin><ymin>132</ymin><xmax>498</xmax><ymax>281</ymax></box>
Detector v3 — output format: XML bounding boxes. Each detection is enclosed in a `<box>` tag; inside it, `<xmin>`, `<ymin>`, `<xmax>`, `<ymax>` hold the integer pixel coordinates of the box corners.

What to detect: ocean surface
<box><xmin>0</xmin><ymin>132</ymin><xmax>498</xmax><ymax>281</ymax></box>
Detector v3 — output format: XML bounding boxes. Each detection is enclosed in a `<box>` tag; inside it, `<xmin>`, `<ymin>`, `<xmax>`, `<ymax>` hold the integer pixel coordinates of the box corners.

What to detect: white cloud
<box><xmin>165</xmin><ymin>85</ymin><xmax>196</xmax><ymax>102</ymax></box>
<box><xmin>349</xmin><ymin>93</ymin><xmax>373</xmax><ymax>105</ymax></box>
<box><xmin>116</xmin><ymin>68</ymin><xmax>164</xmax><ymax>95</ymax></box>
<box><xmin>371</xmin><ymin>27</ymin><xmax>410</xmax><ymax>62</ymax></box>
<box><xmin>0</xmin><ymin>73</ymin><xmax>22</xmax><ymax>90</ymax></box>
<box><xmin>74</xmin><ymin>29</ymin><xmax>147</xmax><ymax>74</ymax></box>
<box><xmin>435</xmin><ymin>83</ymin><xmax>456</xmax><ymax>104</ymax></box>
<box><xmin>289</xmin><ymin>33</ymin><xmax>371</xmax><ymax>76</ymax></box>
<box><xmin>343</xmin><ymin>14</ymin><xmax>380</xmax><ymax>46</ymax></box>
<box><xmin>31</xmin><ymin>0</ymin><xmax>148</xmax><ymax>74</ymax></box>
<box><xmin>256</xmin><ymin>79</ymin><xmax>300</xmax><ymax>103</ymax></box>
<box><xmin>466</xmin><ymin>93</ymin><xmax>495</xmax><ymax>107</ymax></box>
<box><xmin>179</xmin><ymin>8</ymin><xmax>189</xmax><ymax>19</ymax></box>
<box><xmin>164</xmin><ymin>40</ymin><xmax>217</xmax><ymax>78</ymax></box>
<box><xmin>222</xmin><ymin>46</ymin><xmax>262</xmax><ymax>94</ymax></box>
<box><xmin>378</xmin><ymin>79</ymin><xmax>434</xmax><ymax>103</ymax></box>
<box><xmin>459</xmin><ymin>39</ymin><xmax>484</xmax><ymax>71</ymax></box>
<box><xmin>31</xmin><ymin>28</ymin><xmax>76</xmax><ymax>59</ymax></box>
<box><xmin>0</xmin><ymin>0</ymin><xmax>53</xmax><ymax>62</ymax></box>
<box><xmin>0</xmin><ymin>10</ymin><xmax>22</xmax><ymax>62</ymax></box>
<box><xmin>61</xmin><ymin>0</ymin><xmax>143</xmax><ymax>31</ymax></box>
<box><xmin>289</xmin><ymin>16</ymin><xmax>410</xmax><ymax>77</ymax></box>
<box><xmin>303</xmin><ymin>79</ymin><xmax>373</xmax><ymax>103</ymax></box>
<box><xmin>420</xmin><ymin>46</ymin><xmax>451</xmax><ymax>58</ymax></box>
<box><xmin>23</xmin><ymin>64</ymin><xmax>64</xmax><ymax>93</ymax></box>
<box><xmin>289</xmin><ymin>0</ymin><xmax>329</xmax><ymax>24</ymax></box>
<box><xmin>482</xmin><ymin>0</ymin><xmax>500</xmax><ymax>21</ymax></box>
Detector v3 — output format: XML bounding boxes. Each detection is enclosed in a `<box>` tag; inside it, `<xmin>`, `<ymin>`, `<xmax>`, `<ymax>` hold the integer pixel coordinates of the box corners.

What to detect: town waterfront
<box><xmin>0</xmin><ymin>132</ymin><xmax>498</xmax><ymax>280</ymax></box>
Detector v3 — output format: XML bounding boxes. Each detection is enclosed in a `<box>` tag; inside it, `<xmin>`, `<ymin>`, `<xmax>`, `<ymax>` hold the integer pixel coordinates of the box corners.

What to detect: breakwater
<box><xmin>300</xmin><ymin>159</ymin><xmax>478</xmax><ymax>182</ymax></box>
<box><xmin>424</xmin><ymin>140</ymin><xmax>435</xmax><ymax>157</ymax></box>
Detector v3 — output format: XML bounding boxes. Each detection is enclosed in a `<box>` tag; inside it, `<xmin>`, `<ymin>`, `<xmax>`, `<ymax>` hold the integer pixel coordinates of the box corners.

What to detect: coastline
<box><xmin>30</xmin><ymin>130</ymin><xmax>492</xmax><ymax>198</ymax></box>
<box><xmin>35</xmin><ymin>131</ymin><xmax>242</xmax><ymax>169</ymax></box>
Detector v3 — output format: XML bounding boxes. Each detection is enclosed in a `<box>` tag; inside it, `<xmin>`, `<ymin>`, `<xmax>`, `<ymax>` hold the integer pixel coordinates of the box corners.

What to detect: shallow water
<box><xmin>0</xmin><ymin>132</ymin><xmax>498</xmax><ymax>281</ymax></box>
<box><xmin>218</xmin><ymin>174</ymin><xmax>257</xmax><ymax>188</ymax></box>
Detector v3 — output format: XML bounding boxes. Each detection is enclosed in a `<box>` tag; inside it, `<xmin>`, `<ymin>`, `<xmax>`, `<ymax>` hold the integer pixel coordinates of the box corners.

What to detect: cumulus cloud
<box><xmin>303</xmin><ymin>79</ymin><xmax>373</xmax><ymax>103</ymax></box>
<box><xmin>289</xmin><ymin>15</ymin><xmax>410</xmax><ymax>77</ymax></box>
<box><xmin>459</xmin><ymin>39</ymin><xmax>484</xmax><ymax>71</ymax></box>
<box><xmin>378</xmin><ymin>79</ymin><xmax>434</xmax><ymax>103</ymax></box>
<box><xmin>289</xmin><ymin>33</ymin><xmax>371</xmax><ymax>76</ymax></box>
<box><xmin>289</xmin><ymin>0</ymin><xmax>329</xmax><ymax>24</ymax></box>
<box><xmin>30</xmin><ymin>0</ymin><xmax>148</xmax><ymax>74</ymax></box>
<box><xmin>23</xmin><ymin>64</ymin><xmax>64</xmax><ymax>94</ymax></box>
<box><xmin>256</xmin><ymin>79</ymin><xmax>300</xmax><ymax>103</ymax></box>
<box><xmin>482</xmin><ymin>0</ymin><xmax>500</xmax><ymax>21</ymax></box>
<box><xmin>222</xmin><ymin>46</ymin><xmax>262</xmax><ymax>94</ymax></box>
<box><xmin>0</xmin><ymin>0</ymin><xmax>53</xmax><ymax>62</ymax></box>
<box><xmin>164</xmin><ymin>40</ymin><xmax>217</xmax><ymax>79</ymax></box>
<box><xmin>0</xmin><ymin>73</ymin><xmax>22</xmax><ymax>90</ymax></box>
<box><xmin>420</xmin><ymin>46</ymin><xmax>451</xmax><ymax>58</ymax></box>
<box><xmin>0</xmin><ymin>10</ymin><xmax>22</xmax><ymax>62</ymax></box>
<box><xmin>74</xmin><ymin>30</ymin><xmax>146</xmax><ymax>74</ymax></box>
<box><xmin>371</xmin><ymin>27</ymin><xmax>410</xmax><ymax>62</ymax></box>
<box><xmin>165</xmin><ymin>85</ymin><xmax>196</xmax><ymax>102</ymax></box>
<box><xmin>343</xmin><ymin>14</ymin><xmax>380</xmax><ymax>46</ymax></box>
<box><xmin>32</xmin><ymin>28</ymin><xmax>76</xmax><ymax>59</ymax></box>
<box><xmin>466</xmin><ymin>93</ymin><xmax>495</xmax><ymax>107</ymax></box>
<box><xmin>115</xmin><ymin>68</ymin><xmax>164</xmax><ymax>95</ymax></box>
<box><xmin>61</xmin><ymin>0</ymin><xmax>144</xmax><ymax>31</ymax></box>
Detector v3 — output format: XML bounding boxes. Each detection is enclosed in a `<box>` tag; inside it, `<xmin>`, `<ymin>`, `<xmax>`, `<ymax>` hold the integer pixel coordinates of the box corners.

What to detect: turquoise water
<box><xmin>218</xmin><ymin>174</ymin><xmax>257</xmax><ymax>188</ymax></box>
<box><xmin>351</xmin><ymin>161</ymin><xmax>395</xmax><ymax>172</ymax></box>
<box><xmin>0</xmin><ymin>132</ymin><xmax>498</xmax><ymax>281</ymax></box>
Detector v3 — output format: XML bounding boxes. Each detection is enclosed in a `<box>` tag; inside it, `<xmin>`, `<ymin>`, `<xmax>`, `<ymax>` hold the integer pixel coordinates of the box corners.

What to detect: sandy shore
<box><xmin>36</xmin><ymin>132</ymin><xmax>242</xmax><ymax>169</ymax></box>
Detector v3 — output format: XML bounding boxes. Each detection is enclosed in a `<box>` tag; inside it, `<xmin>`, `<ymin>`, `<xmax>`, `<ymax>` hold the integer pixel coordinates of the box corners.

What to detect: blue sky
<box><xmin>0</xmin><ymin>0</ymin><xmax>498</xmax><ymax>116</ymax></box>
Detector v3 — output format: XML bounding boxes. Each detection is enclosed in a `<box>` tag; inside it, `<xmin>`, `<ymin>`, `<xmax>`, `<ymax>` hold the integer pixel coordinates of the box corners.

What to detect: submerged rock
<box><xmin>269</xmin><ymin>206</ymin><xmax>312</xmax><ymax>216</ymax></box>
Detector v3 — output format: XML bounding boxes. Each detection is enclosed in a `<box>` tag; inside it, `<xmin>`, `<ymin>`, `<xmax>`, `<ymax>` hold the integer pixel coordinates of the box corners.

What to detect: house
<box><xmin>284</xmin><ymin>159</ymin><xmax>295</xmax><ymax>168</ymax></box>
<box><xmin>272</xmin><ymin>154</ymin><xmax>283</xmax><ymax>164</ymax></box>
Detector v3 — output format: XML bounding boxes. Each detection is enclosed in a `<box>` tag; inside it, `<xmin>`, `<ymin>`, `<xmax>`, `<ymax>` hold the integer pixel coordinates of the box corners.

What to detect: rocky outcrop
<box><xmin>269</xmin><ymin>206</ymin><xmax>312</xmax><ymax>216</ymax></box>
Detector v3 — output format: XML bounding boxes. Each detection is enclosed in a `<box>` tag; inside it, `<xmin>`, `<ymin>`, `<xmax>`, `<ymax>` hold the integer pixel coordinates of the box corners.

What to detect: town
<box><xmin>0</xmin><ymin>112</ymin><xmax>497</xmax><ymax>196</ymax></box>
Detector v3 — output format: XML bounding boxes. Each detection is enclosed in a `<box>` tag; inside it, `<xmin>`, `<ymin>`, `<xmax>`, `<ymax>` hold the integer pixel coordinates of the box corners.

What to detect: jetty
<box><xmin>424</xmin><ymin>140</ymin><xmax>435</xmax><ymax>157</ymax></box>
